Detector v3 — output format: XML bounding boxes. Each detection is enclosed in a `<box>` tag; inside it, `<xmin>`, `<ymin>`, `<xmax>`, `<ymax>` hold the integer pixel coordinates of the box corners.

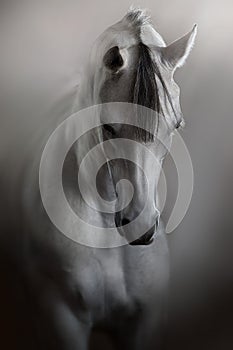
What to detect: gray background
<box><xmin>1</xmin><ymin>0</ymin><xmax>233</xmax><ymax>348</ymax></box>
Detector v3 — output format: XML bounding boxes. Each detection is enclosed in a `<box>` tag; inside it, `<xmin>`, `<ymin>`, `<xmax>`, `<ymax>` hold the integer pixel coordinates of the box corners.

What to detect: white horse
<box><xmin>0</xmin><ymin>9</ymin><xmax>197</xmax><ymax>350</ymax></box>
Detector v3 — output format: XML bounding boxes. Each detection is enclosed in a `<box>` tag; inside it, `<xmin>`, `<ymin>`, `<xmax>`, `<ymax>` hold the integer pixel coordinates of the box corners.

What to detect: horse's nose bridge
<box><xmin>111</xmin><ymin>155</ymin><xmax>157</xmax><ymax>225</ymax></box>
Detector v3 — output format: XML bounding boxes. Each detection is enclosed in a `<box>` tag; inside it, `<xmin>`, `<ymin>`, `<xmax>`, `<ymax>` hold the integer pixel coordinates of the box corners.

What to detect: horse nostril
<box><xmin>121</xmin><ymin>218</ymin><xmax>130</xmax><ymax>226</ymax></box>
<box><xmin>114</xmin><ymin>214</ymin><xmax>130</xmax><ymax>228</ymax></box>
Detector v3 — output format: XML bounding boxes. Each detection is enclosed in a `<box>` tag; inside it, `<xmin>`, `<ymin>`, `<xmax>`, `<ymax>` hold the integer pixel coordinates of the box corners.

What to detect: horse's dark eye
<box><xmin>102</xmin><ymin>124</ymin><xmax>116</xmax><ymax>136</ymax></box>
<box><xmin>103</xmin><ymin>46</ymin><xmax>124</xmax><ymax>72</ymax></box>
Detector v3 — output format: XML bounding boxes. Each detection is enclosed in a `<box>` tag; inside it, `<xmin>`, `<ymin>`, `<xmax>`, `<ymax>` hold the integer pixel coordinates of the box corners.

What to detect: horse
<box><xmin>0</xmin><ymin>8</ymin><xmax>197</xmax><ymax>350</ymax></box>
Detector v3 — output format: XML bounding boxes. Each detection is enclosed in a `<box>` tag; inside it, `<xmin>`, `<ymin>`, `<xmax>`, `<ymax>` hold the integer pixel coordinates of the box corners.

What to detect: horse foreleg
<box><xmin>37</xmin><ymin>290</ymin><xmax>91</xmax><ymax>350</ymax></box>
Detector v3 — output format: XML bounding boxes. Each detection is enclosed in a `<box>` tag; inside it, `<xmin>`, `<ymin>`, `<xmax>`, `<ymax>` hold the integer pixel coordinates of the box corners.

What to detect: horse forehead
<box><xmin>104</xmin><ymin>21</ymin><xmax>166</xmax><ymax>49</ymax></box>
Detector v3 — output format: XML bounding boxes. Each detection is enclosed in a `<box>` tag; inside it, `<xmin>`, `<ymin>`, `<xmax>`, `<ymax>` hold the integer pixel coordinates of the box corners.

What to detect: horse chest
<box><xmin>74</xmin><ymin>253</ymin><xmax>133</xmax><ymax>319</ymax></box>
<box><xmin>69</xmin><ymin>242</ymin><xmax>168</xmax><ymax>323</ymax></box>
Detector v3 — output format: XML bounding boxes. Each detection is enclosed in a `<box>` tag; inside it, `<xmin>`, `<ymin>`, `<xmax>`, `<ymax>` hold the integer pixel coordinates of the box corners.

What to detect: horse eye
<box><xmin>102</xmin><ymin>124</ymin><xmax>116</xmax><ymax>136</ymax></box>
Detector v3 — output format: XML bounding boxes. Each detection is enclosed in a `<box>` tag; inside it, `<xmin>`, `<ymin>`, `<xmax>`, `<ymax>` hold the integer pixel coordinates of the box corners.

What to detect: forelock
<box><xmin>125</xmin><ymin>8</ymin><xmax>151</xmax><ymax>30</ymax></box>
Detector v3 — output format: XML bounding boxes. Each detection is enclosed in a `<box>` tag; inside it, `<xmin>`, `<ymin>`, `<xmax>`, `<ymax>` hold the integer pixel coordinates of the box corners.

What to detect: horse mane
<box><xmin>126</xmin><ymin>8</ymin><xmax>182</xmax><ymax>134</ymax></box>
<box><xmin>133</xmin><ymin>42</ymin><xmax>182</xmax><ymax>142</ymax></box>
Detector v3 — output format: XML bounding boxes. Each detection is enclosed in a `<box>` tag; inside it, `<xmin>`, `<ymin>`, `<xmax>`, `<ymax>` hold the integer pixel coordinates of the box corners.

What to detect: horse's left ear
<box><xmin>161</xmin><ymin>24</ymin><xmax>197</xmax><ymax>70</ymax></box>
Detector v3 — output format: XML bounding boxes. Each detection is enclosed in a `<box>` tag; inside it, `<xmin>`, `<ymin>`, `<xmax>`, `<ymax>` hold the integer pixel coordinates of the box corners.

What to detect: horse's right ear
<box><xmin>103</xmin><ymin>46</ymin><xmax>124</xmax><ymax>72</ymax></box>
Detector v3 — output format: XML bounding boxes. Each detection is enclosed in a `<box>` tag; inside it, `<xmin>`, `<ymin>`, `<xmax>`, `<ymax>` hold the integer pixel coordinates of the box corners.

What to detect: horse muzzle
<box><xmin>115</xmin><ymin>213</ymin><xmax>158</xmax><ymax>246</ymax></box>
<box><xmin>129</xmin><ymin>224</ymin><xmax>155</xmax><ymax>246</ymax></box>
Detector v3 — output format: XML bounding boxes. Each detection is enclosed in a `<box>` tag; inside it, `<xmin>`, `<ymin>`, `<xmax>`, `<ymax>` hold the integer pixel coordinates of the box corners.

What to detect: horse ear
<box><xmin>103</xmin><ymin>46</ymin><xmax>124</xmax><ymax>72</ymax></box>
<box><xmin>162</xmin><ymin>25</ymin><xmax>197</xmax><ymax>70</ymax></box>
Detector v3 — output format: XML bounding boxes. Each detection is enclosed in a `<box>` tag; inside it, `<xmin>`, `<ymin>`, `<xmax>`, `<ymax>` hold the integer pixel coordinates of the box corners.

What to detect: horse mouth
<box><xmin>129</xmin><ymin>224</ymin><xmax>155</xmax><ymax>246</ymax></box>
